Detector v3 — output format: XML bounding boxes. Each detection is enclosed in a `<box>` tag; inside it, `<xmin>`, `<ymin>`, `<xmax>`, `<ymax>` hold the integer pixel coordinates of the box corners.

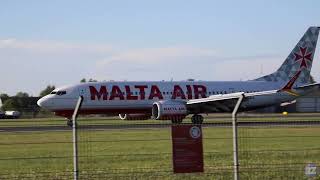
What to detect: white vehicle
<box><xmin>38</xmin><ymin>27</ymin><xmax>320</xmax><ymax>126</ymax></box>
<box><xmin>4</xmin><ymin>111</ymin><xmax>21</xmax><ymax>119</ymax></box>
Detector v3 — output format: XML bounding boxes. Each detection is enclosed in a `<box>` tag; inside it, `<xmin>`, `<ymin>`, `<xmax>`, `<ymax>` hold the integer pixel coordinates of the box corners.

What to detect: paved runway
<box><xmin>1</xmin><ymin>121</ymin><xmax>320</xmax><ymax>132</ymax></box>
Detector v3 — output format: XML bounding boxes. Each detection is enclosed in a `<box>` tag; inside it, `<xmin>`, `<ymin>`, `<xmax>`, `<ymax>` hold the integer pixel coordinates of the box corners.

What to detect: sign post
<box><xmin>72</xmin><ymin>96</ymin><xmax>83</xmax><ymax>180</ymax></box>
<box><xmin>171</xmin><ymin>124</ymin><xmax>204</xmax><ymax>173</ymax></box>
<box><xmin>232</xmin><ymin>94</ymin><xmax>244</xmax><ymax>180</ymax></box>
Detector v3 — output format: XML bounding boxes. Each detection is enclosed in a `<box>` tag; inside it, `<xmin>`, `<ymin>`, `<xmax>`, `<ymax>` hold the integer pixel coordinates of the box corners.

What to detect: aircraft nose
<box><xmin>37</xmin><ymin>97</ymin><xmax>48</xmax><ymax>108</ymax></box>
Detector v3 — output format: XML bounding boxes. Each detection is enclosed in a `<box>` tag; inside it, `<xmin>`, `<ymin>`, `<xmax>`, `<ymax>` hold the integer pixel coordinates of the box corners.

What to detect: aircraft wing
<box><xmin>186</xmin><ymin>90</ymin><xmax>278</xmax><ymax>113</ymax></box>
<box><xmin>291</xmin><ymin>83</ymin><xmax>320</xmax><ymax>96</ymax></box>
<box><xmin>295</xmin><ymin>83</ymin><xmax>320</xmax><ymax>90</ymax></box>
<box><xmin>187</xmin><ymin>69</ymin><xmax>309</xmax><ymax>113</ymax></box>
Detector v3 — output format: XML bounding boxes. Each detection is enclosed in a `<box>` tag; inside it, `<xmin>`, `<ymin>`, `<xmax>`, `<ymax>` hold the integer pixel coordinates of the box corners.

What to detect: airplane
<box><xmin>37</xmin><ymin>27</ymin><xmax>320</xmax><ymax>126</ymax></box>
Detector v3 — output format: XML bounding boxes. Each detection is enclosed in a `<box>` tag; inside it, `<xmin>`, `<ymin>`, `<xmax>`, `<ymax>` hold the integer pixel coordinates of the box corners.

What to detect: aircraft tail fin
<box><xmin>281</xmin><ymin>70</ymin><xmax>302</xmax><ymax>91</ymax></box>
<box><xmin>254</xmin><ymin>27</ymin><xmax>320</xmax><ymax>85</ymax></box>
<box><xmin>279</xmin><ymin>70</ymin><xmax>302</xmax><ymax>96</ymax></box>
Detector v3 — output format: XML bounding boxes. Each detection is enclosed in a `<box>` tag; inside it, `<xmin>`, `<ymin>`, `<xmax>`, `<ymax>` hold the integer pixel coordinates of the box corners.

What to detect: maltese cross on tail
<box><xmin>294</xmin><ymin>47</ymin><xmax>312</xmax><ymax>69</ymax></box>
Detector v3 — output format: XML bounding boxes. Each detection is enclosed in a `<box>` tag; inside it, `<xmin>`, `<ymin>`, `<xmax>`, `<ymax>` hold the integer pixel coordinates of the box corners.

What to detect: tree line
<box><xmin>0</xmin><ymin>85</ymin><xmax>56</xmax><ymax>113</ymax></box>
<box><xmin>0</xmin><ymin>78</ymin><xmax>97</xmax><ymax>113</ymax></box>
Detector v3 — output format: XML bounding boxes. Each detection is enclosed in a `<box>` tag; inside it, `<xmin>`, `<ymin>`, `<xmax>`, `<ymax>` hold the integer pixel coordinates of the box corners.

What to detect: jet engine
<box><xmin>118</xmin><ymin>113</ymin><xmax>150</xmax><ymax>120</ymax></box>
<box><xmin>152</xmin><ymin>100</ymin><xmax>188</xmax><ymax>120</ymax></box>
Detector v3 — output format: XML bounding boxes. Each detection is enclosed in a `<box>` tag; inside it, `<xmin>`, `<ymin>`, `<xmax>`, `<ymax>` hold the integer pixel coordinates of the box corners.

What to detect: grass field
<box><xmin>1</xmin><ymin>113</ymin><xmax>320</xmax><ymax>127</ymax></box>
<box><xmin>0</xmin><ymin>115</ymin><xmax>320</xmax><ymax>179</ymax></box>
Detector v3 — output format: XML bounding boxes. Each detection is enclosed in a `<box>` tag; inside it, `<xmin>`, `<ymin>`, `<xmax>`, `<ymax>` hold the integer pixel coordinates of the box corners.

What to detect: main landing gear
<box><xmin>191</xmin><ymin>114</ymin><xmax>203</xmax><ymax>124</ymax></box>
<box><xmin>170</xmin><ymin>115</ymin><xmax>204</xmax><ymax>124</ymax></box>
<box><xmin>171</xmin><ymin>118</ymin><xmax>183</xmax><ymax>124</ymax></box>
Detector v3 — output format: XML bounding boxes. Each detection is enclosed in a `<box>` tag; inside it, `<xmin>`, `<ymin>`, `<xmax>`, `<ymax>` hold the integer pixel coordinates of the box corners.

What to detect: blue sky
<box><xmin>1</xmin><ymin>0</ymin><xmax>320</xmax><ymax>95</ymax></box>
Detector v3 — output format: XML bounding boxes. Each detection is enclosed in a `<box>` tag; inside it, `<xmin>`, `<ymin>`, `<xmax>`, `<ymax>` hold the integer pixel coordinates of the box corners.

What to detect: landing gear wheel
<box><xmin>67</xmin><ymin>120</ymin><xmax>73</xmax><ymax>127</ymax></box>
<box><xmin>191</xmin><ymin>115</ymin><xmax>203</xmax><ymax>124</ymax></box>
<box><xmin>171</xmin><ymin>118</ymin><xmax>183</xmax><ymax>124</ymax></box>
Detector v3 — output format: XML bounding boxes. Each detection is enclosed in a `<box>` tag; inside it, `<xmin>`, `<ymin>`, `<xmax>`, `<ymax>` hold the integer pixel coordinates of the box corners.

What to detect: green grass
<box><xmin>0</xmin><ymin>116</ymin><xmax>320</xmax><ymax>179</ymax></box>
<box><xmin>1</xmin><ymin>113</ymin><xmax>320</xmax><ymax>127</ymax></box>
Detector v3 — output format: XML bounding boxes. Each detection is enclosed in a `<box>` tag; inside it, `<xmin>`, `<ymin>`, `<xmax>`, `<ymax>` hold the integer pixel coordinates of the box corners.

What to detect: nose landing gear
<box><xmin>67</xmin><ymin>119</ymin><xmax>73</xmax><ymax>127</ymax></box>
<box><xmin>191</xmin><ymin>114</ymin><xmax>203</xmax><ymax>124</ymax></box>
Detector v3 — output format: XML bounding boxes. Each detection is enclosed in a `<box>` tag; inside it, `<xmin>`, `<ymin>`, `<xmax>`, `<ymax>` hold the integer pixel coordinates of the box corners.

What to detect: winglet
<box><xmin>279</xmin><ymin>70</ymin><xmax>302</xmax><ymax>96</ymax></box>
<box><xmin>282</xmin><ymin>70</ymin><xmax>302</xmax><ymax>90</ymax></box>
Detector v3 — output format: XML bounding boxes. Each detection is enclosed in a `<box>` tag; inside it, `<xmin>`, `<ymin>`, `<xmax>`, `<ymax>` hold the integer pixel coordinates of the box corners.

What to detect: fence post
<box><xmin>72</xmin><ymin>96</ymin><xmax>84</xmax><ymax>180</ymax></box>
<box><xmin>232</xmin><ymin>94</ymin><xmax>244</xmax><ymax>180</ymax></box>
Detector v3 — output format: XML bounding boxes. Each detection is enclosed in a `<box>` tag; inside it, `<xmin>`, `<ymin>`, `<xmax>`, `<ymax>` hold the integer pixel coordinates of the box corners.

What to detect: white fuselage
<box><xmin>37</xmin><ymin>80</ymin><xmax>296</xmax><ymax>118</ymax></box>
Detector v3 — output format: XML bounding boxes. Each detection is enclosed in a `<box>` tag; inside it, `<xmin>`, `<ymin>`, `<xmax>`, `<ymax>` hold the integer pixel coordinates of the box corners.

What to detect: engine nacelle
<box><xmin>119</xmin><ymin>114</ymin><xmax>150</xmax><ymax>120</ymax></box>
<box><xmin>152</xmin><ymin>100</ymin><xmax>187</xmax><ymax>120</ymax></box>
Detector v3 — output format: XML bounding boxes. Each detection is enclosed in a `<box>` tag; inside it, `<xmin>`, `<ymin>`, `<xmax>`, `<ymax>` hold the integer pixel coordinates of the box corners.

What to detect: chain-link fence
<box><xmin>0</xmin><ymin>113</ymin><xmax>319</xmax><ymax>179</ymax></box>
<box><xmin>237</xmin><ymin>114</ymin><xmax>320</xmax><ymax>179</ymax></box>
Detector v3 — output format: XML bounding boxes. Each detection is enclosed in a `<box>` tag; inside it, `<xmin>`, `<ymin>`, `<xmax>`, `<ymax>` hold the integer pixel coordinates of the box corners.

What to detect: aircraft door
<box><xmin>78</xmin><ymin>87</ymin><xmax>87</xmax><ymax>103</ymax></box>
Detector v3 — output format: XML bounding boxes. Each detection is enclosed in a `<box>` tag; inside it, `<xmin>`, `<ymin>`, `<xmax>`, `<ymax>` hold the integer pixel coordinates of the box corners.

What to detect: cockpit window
<box><xmin>56</xmin><ymin>91</ymin><xmax>67</xmax><ymax>96</ymax></box>
<box><xmin>51</xmin><ymin>91</ymin><xmax>57</xmax><ymax>94</ymax></box>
